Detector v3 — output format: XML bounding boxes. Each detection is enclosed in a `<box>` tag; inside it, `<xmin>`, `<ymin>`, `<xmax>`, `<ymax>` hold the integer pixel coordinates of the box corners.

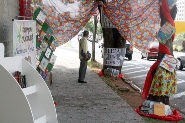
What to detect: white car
<box><xmin>98</xmin><ymin>38</ymin><xmax>104</xmax><ymax>48</ymax></box>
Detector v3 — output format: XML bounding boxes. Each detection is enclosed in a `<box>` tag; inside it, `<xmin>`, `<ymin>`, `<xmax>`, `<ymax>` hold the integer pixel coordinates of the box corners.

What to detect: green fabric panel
<box><xmin>47</xmin><ymin>63</ymin><xmax>53</xmax><ymax>72</ymax></box>
<box><xmin>42</xmin><ymin>23</ymin><xmax>50</xmax><ymax>32</ymax></box>
<box><xmin>33</xmin><ymin>7</ymin><xmax>42</xmax><ymax>20</ymax></box>
<box><xmin>50</xmin><ymin>36</ymin><xmax>55</xmax><ymax>42</ymax></box>
<box><xmin>36</xmin><ymin>42</ymin><xmax>41</xmax><ymax>48</ymax></box>
<box><xmin>39</xmin><ymin>53</ymin><xmax>45</xmax><ymax>62</ymax></box>
<box><xmin>46</xmin><ymin>27</ymin><xmax>53</xmax><ymax>35</ymax></box>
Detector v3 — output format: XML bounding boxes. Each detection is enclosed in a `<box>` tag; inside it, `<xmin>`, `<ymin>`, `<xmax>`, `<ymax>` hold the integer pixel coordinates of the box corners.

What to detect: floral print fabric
<box><xmin>31</xmin><ymin>0</ymin><xmax>160</xmax><ymax>51</ymax></box>
<box><xmin>34</xmin><ymin>0</ymin><xmax>98</xmax><ymax>45</ymax></box>
<box><xmin>103</xmin><ymin>0</ymin><xmax>161</xmax><ymax>52</ymax></box>
<box><xmin>149</xmin><ymin>66</ymin><xmax>177</xmax><ymax>96</ymax></box>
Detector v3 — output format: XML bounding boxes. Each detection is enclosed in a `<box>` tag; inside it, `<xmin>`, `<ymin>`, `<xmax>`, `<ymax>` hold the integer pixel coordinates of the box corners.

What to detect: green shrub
<box><xmin>177</xmin><ymin>46</ymin><xmax>183</xmax><ymax>52</ymax></box>
<box><xmin>173</xmin><ymin>44</ymin><xmax>177</xmax><ymax>51</ymax></box>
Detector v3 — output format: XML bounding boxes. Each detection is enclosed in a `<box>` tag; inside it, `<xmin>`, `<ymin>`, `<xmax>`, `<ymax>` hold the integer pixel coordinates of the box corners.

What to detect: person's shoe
<box><xmin>78</xmin><ymin>79</ymin><xmax>87</xmax><ymax>83</ymax></box>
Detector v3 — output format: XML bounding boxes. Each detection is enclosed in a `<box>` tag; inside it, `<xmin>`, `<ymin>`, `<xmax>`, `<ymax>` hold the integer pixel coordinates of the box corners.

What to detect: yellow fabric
<box><xmin>79</xmin><ymin>37</ymin><xmax>88</xmax><ymax>59</ymax></box>
<box><xmin>149</xmin><ymin>66</ymin><xmax>177</xmax><ymax>96</ymax></box>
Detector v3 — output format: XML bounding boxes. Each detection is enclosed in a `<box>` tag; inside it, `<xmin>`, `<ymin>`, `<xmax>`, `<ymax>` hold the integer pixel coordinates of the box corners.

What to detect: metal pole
<box><xmin>92</xmin><ymin>16</ymin><xmax>97</xmax><ymax>61</ymax></box>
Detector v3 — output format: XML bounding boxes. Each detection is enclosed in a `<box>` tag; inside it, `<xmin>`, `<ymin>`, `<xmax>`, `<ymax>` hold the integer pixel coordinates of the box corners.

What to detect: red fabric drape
<box><xmin>19</xmin><ymin>0</ymin><xmax>25</xmax><ymax>16</ymax></box>
<box><xmin>98</xmin><ymin>70</ymin><xmax>124</xmax><ymax>79</ymax></box>
<box><xmin>136</xmin><ymin>106</ymin><xmax>182</xmax><ymax>121</ymax></box>
<box><xmin>19</xmin><ymin>0</ymin><xmax>32</xmax><ymax>17</ymax></box>
<box><xmin>142</xmin><ymin>0</ymin><xmax>174</xmax><ymax>99</ymax></box>
<box><xmin>161</xmin><ymin>0</ymin><xmax>175</xmax><ymax>41</ymax></box>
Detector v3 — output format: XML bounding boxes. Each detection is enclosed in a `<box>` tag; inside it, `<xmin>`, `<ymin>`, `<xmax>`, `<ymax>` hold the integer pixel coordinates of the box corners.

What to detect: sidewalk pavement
<box><xmin>46</xmin><ymin>47</ymin><xmax>145</xmax><ymax>123</ymax></box>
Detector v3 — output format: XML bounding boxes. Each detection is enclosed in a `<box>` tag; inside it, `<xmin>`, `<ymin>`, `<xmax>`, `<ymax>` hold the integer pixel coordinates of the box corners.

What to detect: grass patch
<box><xmin>87</xmin><ymin>60</ymin><xmax>103</xmax><ymax>68</ymax></box>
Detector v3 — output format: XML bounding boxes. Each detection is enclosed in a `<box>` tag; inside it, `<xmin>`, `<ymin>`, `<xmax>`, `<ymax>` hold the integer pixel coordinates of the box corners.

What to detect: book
<box><xmin>50</xmin><ymin>54</ymin><xmax>57</xmax><ymax>65</ymax></box>
<box><xmin>40</xmin><ymin>40</ymin><xmax>48</xmax><ymax>52</ymax></box>
<box><xmin>167</xmin><ymin>0</ymin><xmax>177</xmax><ymax>9</ymax></box>
<box><xmin>159</xmin><ymin>0</ymin><xmax>177</xmax><ymax>9</ymax></box>
<box><xmin>159</xmin><ymin>54</ymin><xmax>180</xmax><ymax>72</ymax></box>
<box><xmin>156</xmin><ymin>22</ymin><xmax>176</xmax><ymax>44</ymax></box>
<box><xmin>36</xmin><ymin>47</ymin><xmax>42</xmax><ymax>60</ymax></box>
<box><xmin>39</xmin><ymin>57</ymin><xmax>49</xmax><ymax>71</ymax></box>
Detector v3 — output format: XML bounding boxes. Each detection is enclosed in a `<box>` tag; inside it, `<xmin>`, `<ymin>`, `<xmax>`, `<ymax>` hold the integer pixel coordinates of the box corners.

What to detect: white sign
<box><xmin>36</xmin><ymin>11</ymin><xmax>46</xmax><ymax>24</ymax></box>
<box><xmin>103</xmin><ymin>48</ymin><xmax>125</xmax><ymax>66</ymax></box>
<box><xmin>101</xmin><ymin>7</ymin><xmax>116</xmax><ymax>28</ymax></box>
<box><xmin>13</xmin><ymin>20</ymin><xmax>36</xmax><ymax>68</ymax></box>
<box><xmin>50</xmin><ymin>54</ymin><xmax>57</xmax><ymax>65</ymax></box>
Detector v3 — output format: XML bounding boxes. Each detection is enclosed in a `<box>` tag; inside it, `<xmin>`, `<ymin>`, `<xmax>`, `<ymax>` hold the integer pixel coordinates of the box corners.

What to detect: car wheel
<box><xmin>147</xmin><ymin>56</ymin><xmax>150</xmax><ymax>60</ymax></box>
<box><xmin>178</xmin><ymin>59</ymin><xmax>183</xmax><ymax>70</ymax></box>
<box><xmin>146</xmin><ymin>54</ymin><xmax>150</xmax><ymax>60</ymax></box>
<box><xmin>128</xmin><ymin>55</ymin><xmax>132</xmax><ymax>60</ymax></box>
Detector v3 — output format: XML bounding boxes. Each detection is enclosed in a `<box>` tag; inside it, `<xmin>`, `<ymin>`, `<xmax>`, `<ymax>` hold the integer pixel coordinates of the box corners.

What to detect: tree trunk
<box><xmin>148</xmin><ymin>5</ymin><xmax>177</xmax><ymax>105</ymax></box>
<box><xmin>102</xmin><ymin>28</ymin><xmax>126</xmax><ymax>73</ymax></box>
<box><xmin>97</xmin><ymin>1</ymin><xmax>126</xmax><ymax>74</ymax></box>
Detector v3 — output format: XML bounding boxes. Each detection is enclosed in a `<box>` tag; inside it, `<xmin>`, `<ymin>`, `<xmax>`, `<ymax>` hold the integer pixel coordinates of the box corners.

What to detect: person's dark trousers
<box><xmin>79</xmin><ymin>59</ymin><xmax>87</xmax><ymax>81</ymax></box>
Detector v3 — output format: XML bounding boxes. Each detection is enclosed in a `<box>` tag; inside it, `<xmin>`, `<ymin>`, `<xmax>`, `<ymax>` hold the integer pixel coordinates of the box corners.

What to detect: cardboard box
<box><xmin>154</xmin><ymin>104</ymin><xmax>165</xmax><ymax>116</ymax></box>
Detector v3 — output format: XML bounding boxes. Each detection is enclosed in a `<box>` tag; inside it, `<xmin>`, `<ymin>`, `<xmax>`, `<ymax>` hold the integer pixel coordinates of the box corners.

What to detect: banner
<box><xmin>13</xmin><ymin>20</ymin><xmax>36</xmax><ymax>68</ymax></box>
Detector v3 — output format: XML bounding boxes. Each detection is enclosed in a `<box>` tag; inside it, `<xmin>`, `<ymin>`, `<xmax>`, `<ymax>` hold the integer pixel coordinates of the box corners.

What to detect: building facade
<box><xmin>0</xmin><ymin>0</ymin><xmax>19</xmax><ymax>57</ymax></box>
<box><xmin>175</xmin><ymin>0</ymin><xmax>185</xmax><ymax>34</ymax></box>
<box><xmin>175</xmin><ymin>0</ymin><xmax>185</xmax><ymax>21</ymax></box>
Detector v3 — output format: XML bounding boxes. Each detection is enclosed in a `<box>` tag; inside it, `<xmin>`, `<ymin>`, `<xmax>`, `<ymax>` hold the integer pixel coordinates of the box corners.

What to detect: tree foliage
<box><xmin>174</xmin><ymin>32</ymin><xmax>185</xmax><ymax>42</ymax></box>
<box><xmin>97</xmin><ymin>23</ymin><xmax>103</xmax><ymax>34</ymax></box>
<box><xmin>85</xmin><ymin>20</ymin><xmax>102</xmax><ymax>34</ymax></box>
<box><xmin>85</xmin><ymin>20</ymin><xmax>94</xmax><ymax>33</ymax></box>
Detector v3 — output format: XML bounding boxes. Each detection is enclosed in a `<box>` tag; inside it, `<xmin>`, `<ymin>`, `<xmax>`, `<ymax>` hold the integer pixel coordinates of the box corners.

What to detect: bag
<box><xmin>81</xmin><ymin>50</ymin><xmax>91</xmax><ymax>61</ymax></box>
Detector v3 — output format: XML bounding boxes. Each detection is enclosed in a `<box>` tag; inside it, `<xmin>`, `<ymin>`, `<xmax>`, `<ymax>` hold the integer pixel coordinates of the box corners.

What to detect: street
<box><xmin>60</xmin><ymin>36</ymin><xmax>185</xmax><ymax>115</ymax></box>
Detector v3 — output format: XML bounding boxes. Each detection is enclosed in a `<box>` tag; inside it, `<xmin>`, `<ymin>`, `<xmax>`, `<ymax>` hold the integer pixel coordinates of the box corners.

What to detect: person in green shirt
<box><xmin>78</xmin><ymin>30</ymin><xmax>89</xmax><ymax>83</ymax></box>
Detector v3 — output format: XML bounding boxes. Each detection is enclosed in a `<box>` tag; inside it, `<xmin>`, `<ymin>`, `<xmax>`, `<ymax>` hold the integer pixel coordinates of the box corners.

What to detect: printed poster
<box><xmin>103</xmin><ymin>48</ymin><xmax>126</xmax><ymax>66</ymax></box>
<box><xmin>36</xmin><ymin>47</ymin><xmax>42</xmax><ymax>60</ymax></box>
<box><xmin>13</xmin><ymin>20</ymin><xmax>36</xmax><ymax>68</ymax></box>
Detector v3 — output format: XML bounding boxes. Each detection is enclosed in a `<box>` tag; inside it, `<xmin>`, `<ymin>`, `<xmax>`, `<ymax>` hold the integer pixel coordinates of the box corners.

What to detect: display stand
<box><xmin>0</xmin><ymin>43</ymin><xmax>58</xmax><ymax>123</ymax></box>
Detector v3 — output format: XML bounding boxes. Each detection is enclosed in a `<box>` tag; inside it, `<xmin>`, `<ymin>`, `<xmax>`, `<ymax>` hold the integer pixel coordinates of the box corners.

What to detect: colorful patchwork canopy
<box><xmin>103</xmin><ymin>0</ymin><xmax>160</xmax><ymax>52</ymax></box>
<box><xmin>33</xmin><ymin>0</ymin><xmax>160</xmax><ymax>51</ymax></box>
